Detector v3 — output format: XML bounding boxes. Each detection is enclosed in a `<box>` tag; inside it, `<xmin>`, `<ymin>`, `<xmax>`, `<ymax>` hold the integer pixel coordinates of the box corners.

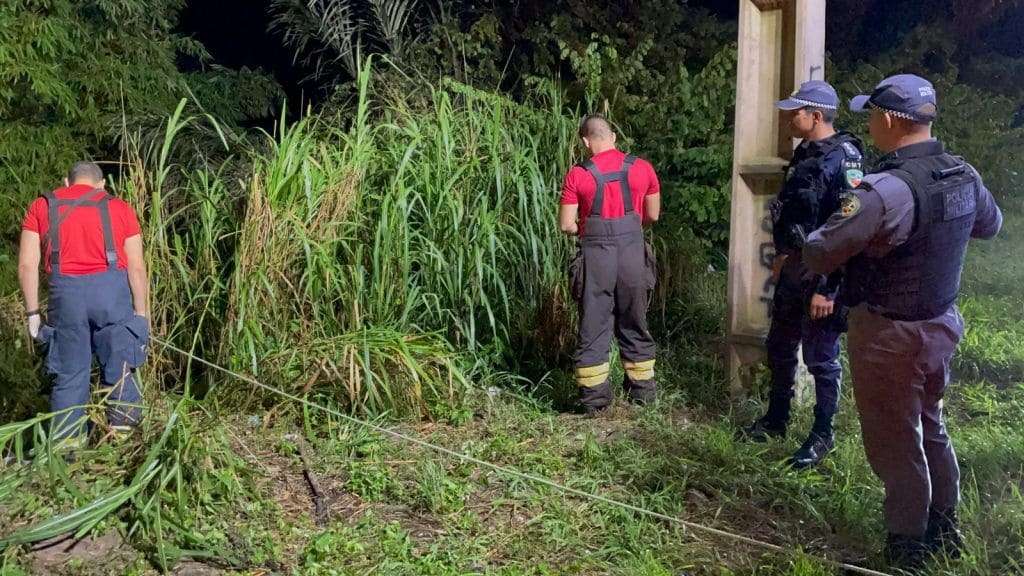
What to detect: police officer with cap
<box><xmin>561</xmin><ymin>114</ymin><xmax>661</xmax><ymax>413</ymax></box>
<box><xmin>804</xmin><ymin>74</ymin><xmax>1002</xmax><ymax>570</ymax></box>
<box><xmin>740</xmin><ymin>80</ymin><xmax>864</xmax><ymax>470</ymax></box>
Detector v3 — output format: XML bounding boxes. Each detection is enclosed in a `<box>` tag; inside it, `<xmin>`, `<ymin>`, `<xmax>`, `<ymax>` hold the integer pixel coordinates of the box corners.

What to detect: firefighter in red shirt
<box><xmin>561</xmin><ymin>115</ymin><xmax>661</xmax><ymax>413</ymax></box>
<box><xmin>18</xmin><ymin>162</ymin><xmax>151</xmax><ymax>441</ymax></box>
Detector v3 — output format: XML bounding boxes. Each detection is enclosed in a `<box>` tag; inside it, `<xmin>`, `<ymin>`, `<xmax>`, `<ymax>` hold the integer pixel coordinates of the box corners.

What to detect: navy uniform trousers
<box><xmin>848</xmin><ymin>305</ymin><xmax>963</xmax><ymax>537</ymax></box>
<box><xmin>765</xmin><ymin>258</ymin><xmax>843</xmax><ymax>431</ymax></box>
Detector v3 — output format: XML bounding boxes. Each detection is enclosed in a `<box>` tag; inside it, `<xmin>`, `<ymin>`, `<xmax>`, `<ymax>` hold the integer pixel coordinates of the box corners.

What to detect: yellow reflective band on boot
<box><xmin>623</xmin><ymin>359</ymin><xmax>656</xmax><ymax>382</ymax></box>
<box><xmin>575</xmin><ymin>363</ymin><xmax>610</xmax><ymax>387</ymax></box>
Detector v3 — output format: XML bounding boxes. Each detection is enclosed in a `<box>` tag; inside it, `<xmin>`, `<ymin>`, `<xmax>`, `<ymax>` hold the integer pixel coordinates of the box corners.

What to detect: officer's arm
<box><xmin>816</xmin><ymin>271</ymin><xmax>842</xmax><ymax>300</ymax></box>
<box><xmin>812</xmin><ymin>150</ymin><xmax>860</xmax><ymax>297</ymax></box>
<box><xmin>124</xmin><ymin>235</ymin><xmax>149</xmax><ymax>318</ymax></box>
<box><xmin>773</xmin><ymin>181</ymin><xmax>819</xmax><ymax>254</ymax></box>
<box><xmin>803</xmin><ymin>187</ymin><xmax>885</xmax><ymax>275</ymax></box>
<box><xmin>970</xmin><ymin>172</ymin><xmax>1003</xmax><ymax>239</ymax></box>
<box><xmin>17</xmin><ymin>230</ymin><xmax>41</xmax><ymax>314</ymax></box>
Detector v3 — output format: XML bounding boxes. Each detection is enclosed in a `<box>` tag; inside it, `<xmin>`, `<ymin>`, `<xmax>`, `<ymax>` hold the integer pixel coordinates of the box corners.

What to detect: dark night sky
<box><xmin>180</xmin><ymin>0</ymin><xmax>289</xmax><ymax>73</ymax></box>
<box><xmin>177</xmin><ymin>0</ymin><xmax>739</xmax><ymax>104</ymax></box>
<box><xmin>178</xmin><ymin>0</ymin><xmax>1024</xmax><ymax>106</ymax></box>
<box><xmin>179</xmin><ymin>0</ymin><xmax>314</xmax><ymax>107</ymax></box>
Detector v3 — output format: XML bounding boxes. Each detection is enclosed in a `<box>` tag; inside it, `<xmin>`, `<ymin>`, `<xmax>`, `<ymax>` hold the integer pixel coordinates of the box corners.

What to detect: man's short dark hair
<box><xmin>914</xmin><ymin>103</ymin><xmax>937</xmax><ymax>125</ymax></box>
<box><xmin>67</xmin><ymin>161</ymin><xmax>103</xmax><ymax>184</ymax></box>
<box><xmin>578</xmin><ymin>114</ymin><xmax>614</xmax><ymax>139</ymax></box>
<box><xmin>804</xmin><ymin>106</ymin><xmax>837</xmax><ymax>124</ymax></box>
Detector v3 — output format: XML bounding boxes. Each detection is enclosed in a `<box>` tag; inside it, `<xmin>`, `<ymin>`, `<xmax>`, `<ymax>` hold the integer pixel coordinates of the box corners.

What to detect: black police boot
<box><xmin>885</xmin><ymin>534</ymin><xmax>928</xmax><ymax>573</ymax></box>
<box><xmin>789</xmin><ymin>429</ymin><xmax>835</xmax><ymax>470</ymax></box>
<box><xmin>737</xmin><ymin>416</ymin><xmax>787</xmax><ymax>442</ymax></box>
<box><xmin>925</xmin><ymin>507</ymin><xmax>964</xmax><ymax>559</ymax></box>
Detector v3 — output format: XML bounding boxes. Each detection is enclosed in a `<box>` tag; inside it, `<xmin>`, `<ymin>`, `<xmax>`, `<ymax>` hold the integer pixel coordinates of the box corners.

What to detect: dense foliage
<box><xmin>0</xmin><ymin>1</ymin><xmax>1022</xmax><ymax>573</ymax></box>
<box><xmin>0</xmin><ymin>0</ymin><xmax>279</xmax><ymax>233</ymax></box>
<box><xmin>0</xmin><ymin>0</ymin><xmax>1020</xmax><ymax>418</ymax></box>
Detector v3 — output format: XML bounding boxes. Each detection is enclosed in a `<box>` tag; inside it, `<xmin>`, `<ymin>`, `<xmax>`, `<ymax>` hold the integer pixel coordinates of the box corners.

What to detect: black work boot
<box><xmin>788</xmin><ymin>429</ymin><xmax>835</xmax><ymax>470</ymax></box>
<box><xmin>926</xmin><ymin>507</ymin><xmax>964</xmax><ymax>559</ymax></box>
<box><xmin>623</xmin><ymin>376</ymin><xmax>656</xmax><ymax>406</ymax></box>
<box><xmin>737</xmin><ymin>416</ymin><xmax>787</xmax><ymax>442</ymax></box>
<box><xmin>885</xmin><ymin>534</ymin><xmax>928</xmax><ymax>573</ymax></box>
<box><xmin>578</xmin><ymin>382</ymin><xmax>613</xmax><ymax>416</ymax></box>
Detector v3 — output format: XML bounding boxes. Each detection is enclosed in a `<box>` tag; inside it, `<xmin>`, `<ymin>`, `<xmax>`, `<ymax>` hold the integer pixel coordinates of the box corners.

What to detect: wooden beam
<box><xmin>752</xmin><ymin>0</ymin><xmax>790</xmax><ymax>10</ymax></box>
<box><xmin>738</xmin><ymin>157</ymin><xmax>789</xmax><ymax>176</ymax></box>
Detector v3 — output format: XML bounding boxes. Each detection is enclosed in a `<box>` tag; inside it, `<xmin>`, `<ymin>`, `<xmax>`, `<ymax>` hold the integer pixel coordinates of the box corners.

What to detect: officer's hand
<box><xmin>771</xmin><ymin>254</ymin><xmax>788</xmax><ymax>283</ymax></box>
<box><xmin>27</xmin><ymin>314</ymin><xmax>41</xmax><ymax>340</ymax></box>
<box><xmin>809</xmin><ymin>294</ymin><xmax>834</xmax><ymax>320</ymax></box>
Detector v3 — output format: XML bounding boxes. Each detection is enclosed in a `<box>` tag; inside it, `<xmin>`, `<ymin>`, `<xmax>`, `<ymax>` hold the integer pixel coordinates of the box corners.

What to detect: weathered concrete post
<box><xmin>726</xmin><ymin>0</ymin><xmax>826</xmax><ymax>399</ymax></box>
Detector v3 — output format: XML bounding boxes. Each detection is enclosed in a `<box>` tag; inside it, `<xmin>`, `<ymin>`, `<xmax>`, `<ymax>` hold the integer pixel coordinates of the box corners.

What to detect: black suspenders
<box><xmin>42</xmin><ymin>188</ymin><xmax>119</xmax><ymax>276</ymax></box>
<box><xmin>582</xmin><ymin>154</ymin><xmax>637</xmax><ymax>217</ymax></box>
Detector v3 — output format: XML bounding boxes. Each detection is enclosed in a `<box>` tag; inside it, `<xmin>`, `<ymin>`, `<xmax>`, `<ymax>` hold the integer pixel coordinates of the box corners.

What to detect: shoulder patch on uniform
<box><xmin>845</xmin><ymin>168</ymin><xmax>864</xmax><ymax>188</ymax></box>
<box><xmin>841</xmin><ymin>141</ymin><xmax>861</xmax><ymax>158</ymax></box>
<box><xmin>838</xmin><ymin>192</ymin><xmax>862</xmax><ymax>218</ymax></box>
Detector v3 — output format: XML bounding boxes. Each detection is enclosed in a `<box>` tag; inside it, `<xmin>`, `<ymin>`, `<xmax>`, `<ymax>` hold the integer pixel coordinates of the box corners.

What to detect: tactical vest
<box><xmin>845</xmin><ymin>141</ymin><xmax>978</xmax><ymax>321</ymax></box>
<box><xmin>786</xmin><ymin>132</ymin><xmax>861</xmax><ymax>182</ymax></box>
<box><xmin>774</xmin><ymin>132</ymin><xmax>863</xmax><ymax>249</ymax></box>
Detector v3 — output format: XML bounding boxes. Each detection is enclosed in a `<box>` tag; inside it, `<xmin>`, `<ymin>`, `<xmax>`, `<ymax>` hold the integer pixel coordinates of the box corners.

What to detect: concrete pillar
<box><xmin>726</xmin><ymin>0</ymin><xmax>826</xmax><ymax>403</ymax></box>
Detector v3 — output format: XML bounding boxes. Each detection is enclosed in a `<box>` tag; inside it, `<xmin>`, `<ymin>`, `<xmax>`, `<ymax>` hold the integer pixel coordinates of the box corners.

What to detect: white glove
<box><xmin>27</xmin><ymin>314</ymin><xmax>41</xmax><ymax>340</ymax></box>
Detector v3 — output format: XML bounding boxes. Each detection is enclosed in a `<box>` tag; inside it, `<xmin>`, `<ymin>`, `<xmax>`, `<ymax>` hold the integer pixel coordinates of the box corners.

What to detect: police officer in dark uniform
<box><xmin>561</xmin><ymin>115</ymin><xmax>661</xmax><ymax>413</ymax></box>
<box><xmin>740</xmin><ymin>81</ymin><xmax>864</xmax><ymax>470</ymax></box>
<box><xmin>804</xmin><ymin>75</ymin><xmax>1003</xmax><ymax>570</ymax></box>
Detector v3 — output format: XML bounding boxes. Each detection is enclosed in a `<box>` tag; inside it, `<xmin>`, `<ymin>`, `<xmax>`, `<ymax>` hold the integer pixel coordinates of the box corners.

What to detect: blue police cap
<box><xmin>850</xmin><ymin>74</ymin><xmax>937</xmax><ymax>123</ymax></box>
<box><xmin>776</xmin><ymin>80</ymin><xmax>840</xmax><ymax>111</ymax></box>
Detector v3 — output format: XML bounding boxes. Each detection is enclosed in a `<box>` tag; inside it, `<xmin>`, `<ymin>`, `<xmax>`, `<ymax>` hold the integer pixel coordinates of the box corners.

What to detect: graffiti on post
<box><xmin>759</xmin><ymin>207</ymin><xmax>777</xmax><ymax>319</ymax></box>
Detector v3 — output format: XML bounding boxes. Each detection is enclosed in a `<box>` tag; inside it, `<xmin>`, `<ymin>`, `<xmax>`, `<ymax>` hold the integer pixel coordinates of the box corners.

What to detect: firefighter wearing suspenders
<box><xmin>560</xmin><ymin>115</ymin><xmax>661</xmax><ymax>414</ymax></box>
<box><xmin>18</xmin><ymin>162</ymin><xmax>151</xmax><ymax>441</ymax></box>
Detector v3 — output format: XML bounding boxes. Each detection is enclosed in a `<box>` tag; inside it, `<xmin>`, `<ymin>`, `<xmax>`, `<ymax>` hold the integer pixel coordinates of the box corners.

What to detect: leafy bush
<box><xmin>0</xmin><ymin>0</ymin><xmax>279</xmax><ymax>238</ymax></box>
<box><xmin>82</xmin><ymin>62</ymin><xmax>576</xmax><ymax>418</ymax></box>
<box><xmin>831</xmin><ymin>25</ymin><xmax>1024</xmax><ymax>205</ymax></box>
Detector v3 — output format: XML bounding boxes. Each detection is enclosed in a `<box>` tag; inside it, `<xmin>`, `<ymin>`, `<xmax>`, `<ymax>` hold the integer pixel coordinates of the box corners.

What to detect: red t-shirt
<box><xmin>22</xmin><ymin>184</ymin><xmax>142</xmax><ymax>276</ymax></box>
<box><xmin>560</xmin><ymin>149</ymin><xmax>660</xmax><ymax>234</ymax></box>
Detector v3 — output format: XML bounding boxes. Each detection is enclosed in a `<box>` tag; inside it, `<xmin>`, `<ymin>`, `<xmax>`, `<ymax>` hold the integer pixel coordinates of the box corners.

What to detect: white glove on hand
<box><xmin>27</xmin><ymin>314</ymin><xmax>41</xmax><ymax>340</ymax></box>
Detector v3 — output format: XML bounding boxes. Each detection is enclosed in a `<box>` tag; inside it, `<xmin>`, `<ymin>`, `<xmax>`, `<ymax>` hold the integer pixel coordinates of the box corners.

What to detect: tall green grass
<box><xmin>116</xmin><ymin>59</ymin><xmax>577</xmax><ymax>417</ymax></box>
<box><xmin>0</xmin><ymin>58</ymin><xmax>581</xmax><ymax>563</ymax></box>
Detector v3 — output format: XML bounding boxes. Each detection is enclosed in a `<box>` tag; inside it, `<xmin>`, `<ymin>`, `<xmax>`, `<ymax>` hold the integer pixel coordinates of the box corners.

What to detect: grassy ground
<box><xmin>2</xmin><ymin>207</ymin><xmax>1021</xmax><ymax>576</ymax></box>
